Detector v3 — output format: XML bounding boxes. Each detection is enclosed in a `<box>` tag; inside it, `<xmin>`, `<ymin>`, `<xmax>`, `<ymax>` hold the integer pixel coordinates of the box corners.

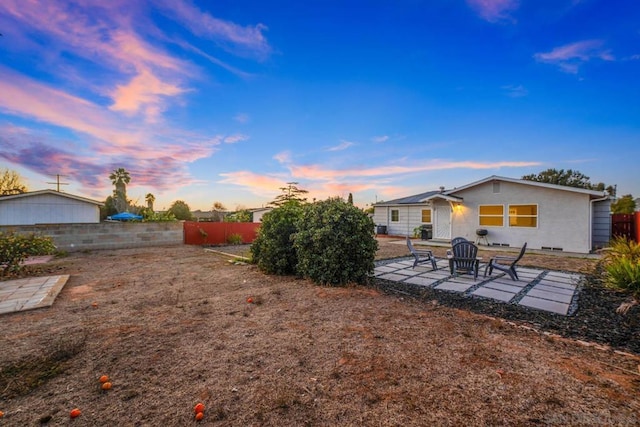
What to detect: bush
<box><xmin>227</xmin><ymin>233</ymin><xmax>243</xmax><ymax>245</ymax></box>
<box><xmin>293</xmin><ymin>197</ymin><xmax>378</xmax><ymax>286</ymax></box>
<box><xmin>603</xmin><ymin>237</ymin><xmax>640</xmax><ymax>297</ymax></box>
<box><xmin>250</xmin><ymin>201</ymin><xmax>304</xmax><ymax>275</ymax></box>
<box><xmin>0</xmin><ymin>232</ymin><xmax>56</xmax><ymax>275</ymax></box>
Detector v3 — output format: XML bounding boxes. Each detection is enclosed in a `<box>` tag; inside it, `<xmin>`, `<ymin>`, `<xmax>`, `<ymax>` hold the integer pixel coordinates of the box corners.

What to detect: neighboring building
<box><xmin>373</xmin><ymin>175</ymin><xmax>611</xmax><ymax>253</ymax></box>
<box><xmin>250</xmin><ymin>207</ymin><xmax>273</xmax><ymax>223</ymax></box>
<box><xmin>0</xmin><ymin>190</ymin><xmax>103</xmax><ymax>225</ymax></box>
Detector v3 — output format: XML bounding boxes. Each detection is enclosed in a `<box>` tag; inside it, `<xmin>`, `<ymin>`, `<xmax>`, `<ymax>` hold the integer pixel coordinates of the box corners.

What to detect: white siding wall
<box><xmin>0</xmin><ymin>194</ymin><xmax>100</xmax><ymax>225</ymax></box>
<box><xmin>373</xmin><ymin>204</ymin><xmax>432</xmax><ymax>236</ymax></box>
<box><xmin>451</xmin><ymin>181</ymin><xmax>592</xmax><ymax>253</ymax></box>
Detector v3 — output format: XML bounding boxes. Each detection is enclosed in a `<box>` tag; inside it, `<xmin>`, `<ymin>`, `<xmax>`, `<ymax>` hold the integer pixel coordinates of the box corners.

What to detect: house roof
<box><xmin>374</xmin><ymin>175</ymin><xmax>609</xmax><ymax>208</ymax></box>
<box><xmin>0</xmin><ymin>189</ymin><xmax>104</xmax><ymax>206</ymax></box>
<box><xmin>375</xmin><ymin>190</ymin><xmax>462</xmax><ymax>206</ymax></box>
<box><xmin>445</xmin><ymin>175</ymin><xmax>609</xmax><ymax>198</ymax></box>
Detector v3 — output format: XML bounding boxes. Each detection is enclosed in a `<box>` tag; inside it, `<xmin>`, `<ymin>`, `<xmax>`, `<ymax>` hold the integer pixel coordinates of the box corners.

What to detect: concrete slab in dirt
<box><xmin>0</xmin><ymin>275</ymin><xmax>70</xmax><ymax>315</ymax></box>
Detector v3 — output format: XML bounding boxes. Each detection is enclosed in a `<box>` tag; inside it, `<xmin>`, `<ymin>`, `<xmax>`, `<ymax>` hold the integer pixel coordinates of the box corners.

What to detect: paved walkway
<box><xmin>375</xmin><ymin>258</ymin><xmax>582</xmax><ymax>315</ymax></box>
<box><xmin>0</xmin><ymin>275</ymin><xmax>70</xmax><ymax>315</ymax></box>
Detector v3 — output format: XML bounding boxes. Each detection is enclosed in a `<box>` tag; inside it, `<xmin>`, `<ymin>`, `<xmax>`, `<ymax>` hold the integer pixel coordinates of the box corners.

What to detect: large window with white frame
<box><xmin>421</xmin><ymin>209</ymin><xmax>432</xmax><ymax>223</ymax></box>
<box><xmin>508</xmin><ymin>204</ymin><xmax>538</xmax><ymax>227</ymax></box>
<box><xmin>479</xmin><ymin>205</ymin><xmax>504</xmax><ymax>226</ymax></box>
<box><xmin>391</xmin><ymin>209</ymin><xmax>399</xmax><ymax>222</ymax></box>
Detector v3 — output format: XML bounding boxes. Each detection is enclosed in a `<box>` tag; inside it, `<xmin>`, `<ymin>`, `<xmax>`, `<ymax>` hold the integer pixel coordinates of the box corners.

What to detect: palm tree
<box><xmin>145</xmin><ymin>193</ymin><xmax>155</xmax><ymax>211</ymax></box>
<box><xmin>109</xmin><ymin>168</ymin><xmax>131</xmax><ymax>212</ymax></box>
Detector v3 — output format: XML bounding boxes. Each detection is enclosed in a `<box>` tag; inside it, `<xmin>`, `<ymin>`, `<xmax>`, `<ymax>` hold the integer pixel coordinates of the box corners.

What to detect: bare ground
<box><xmin>1</xmin><ymin>240</ymin><xmax>639</xmax><ymax>426</ymax></box>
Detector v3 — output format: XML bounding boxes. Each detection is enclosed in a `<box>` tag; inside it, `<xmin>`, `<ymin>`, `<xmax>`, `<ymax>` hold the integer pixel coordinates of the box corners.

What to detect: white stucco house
<box><xmin>373</xmin><ymin>175</ymin><xmax>611</xmax><ymax>254</ymax></box>
<box><xmin>0</xmin><ymin>190</ymin><xmax>103</xmax><ymax>225</ymax></box>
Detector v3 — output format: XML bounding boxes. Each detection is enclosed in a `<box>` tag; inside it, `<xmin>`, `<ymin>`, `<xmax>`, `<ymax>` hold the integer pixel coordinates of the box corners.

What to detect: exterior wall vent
<box><xmin>492</xmin><ymin>182</ymin><xmax>500</xmax><ymax>193</ymax></box>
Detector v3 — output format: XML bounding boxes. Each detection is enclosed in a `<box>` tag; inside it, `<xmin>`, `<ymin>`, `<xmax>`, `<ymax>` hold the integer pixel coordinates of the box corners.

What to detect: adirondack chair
<box><xmin>484</xmin><ymin>242</ymin><xmax>527</xmax><ymax>281</ymax></box>
<box><xmin>406</xmin><ymin>237</ymin><xmax>437</xmax><ymax>270</ymax></box>
<box><xmin>448</xmin><ymin>241</ymin><xmax>480</xmax><ymax>280</ymax></box>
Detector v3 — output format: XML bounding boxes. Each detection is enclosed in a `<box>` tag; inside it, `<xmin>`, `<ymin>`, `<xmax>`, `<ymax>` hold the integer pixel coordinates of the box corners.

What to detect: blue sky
<box><xmin>0</xmin><ymin>0</ymin><xmax>638</xmax><ymax>211</ymax></box>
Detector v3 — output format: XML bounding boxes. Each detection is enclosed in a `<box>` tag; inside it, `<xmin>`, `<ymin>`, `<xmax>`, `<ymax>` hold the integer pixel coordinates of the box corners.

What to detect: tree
<box><xmin>347</xmin><ymin>193</ymin><xmax>353</xmax><ymax>205</ymax></box>
<box><xmin>211</xmin><ymin>201</ymin><xmax>226</xmax><ymax>222</ymax></box>
<box><xmin>109</xmin><ymin>168</ymin><xmax>131</xmax><ymax>212</ymax></box>
<box><xmin>145</xmin><ymin>193</ymin><xmax>155</xmax><ymax>211</ymax></box>
<box><xmin>269</xmin><ymin>182</ymin><xmax>309</xmax><ymax>207</ymax></box>
<box><xmin>521</xmin><ymin>168</ymin><xmax>599</xmax><ymax>189</ymax></box>
<box><xmin>168</xmin><ymin>200</ymin><xmax>193</xmax><ymax>220</ymax></box>
<box><xmin>611</xmin><ymin>195</ymin><xmax>636</xmax><ymax>214</ymax></box>
<box><xmin>225</xmin><ymin>209</ymin><xmax>251</xmax><ymax>223</ymax></box>
<box><xmin>100</xmin><ymin>195</ymin><xmax>118</xmax><ymax>220</ymax></box>
<box><xmin>0</xmin><ymin>168</ymin><xmax>28</xmax><ymax>195</ymax></box>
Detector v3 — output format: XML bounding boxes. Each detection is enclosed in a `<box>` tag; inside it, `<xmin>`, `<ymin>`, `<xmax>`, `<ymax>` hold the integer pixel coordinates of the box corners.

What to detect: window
<box><xmin>391</xmin><ymin>209</ymin><xmax>399</xmax><ymax>222</ymax></box>
<box><xmin>421</xmin><ymin>209</ymin><xmax>432</xmax><ymax>223</ymax></box>
<box><xmin>509</xmin><ymin>204</ymin><xmax>538</xmax><ymax>227</ymax></box>
<box><xmin>479</xmin><ymin>205</ymin><xmax>504</xmax><ymax>226</ymax></box>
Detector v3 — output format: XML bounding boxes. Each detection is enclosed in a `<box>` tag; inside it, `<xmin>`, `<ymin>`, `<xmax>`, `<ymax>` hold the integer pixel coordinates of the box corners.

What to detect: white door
<box><xmin>434</xmin><ymin>205</ymin><xmax>451</xmax><ymax>239</ymax></box>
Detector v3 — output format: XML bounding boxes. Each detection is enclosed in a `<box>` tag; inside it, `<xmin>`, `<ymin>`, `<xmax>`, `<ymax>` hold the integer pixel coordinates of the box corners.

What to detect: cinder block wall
<box><xmin>0</xmin><ymin>222</ymin><xmax>184</xmax><ymax>252</ymax></box>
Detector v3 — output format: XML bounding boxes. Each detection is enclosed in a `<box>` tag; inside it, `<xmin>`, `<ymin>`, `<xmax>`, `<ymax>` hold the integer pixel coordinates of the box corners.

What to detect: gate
<box><xmin>611</xmin><ymin>213</ymin><xmax>636</xmax><ymax>241</ymax></box>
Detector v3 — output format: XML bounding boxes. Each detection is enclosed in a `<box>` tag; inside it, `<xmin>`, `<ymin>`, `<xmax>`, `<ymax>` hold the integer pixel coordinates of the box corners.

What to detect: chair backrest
<box><xmin>451</xmin><ymin>241</ymin><xmax>478</xmax><ymax>269</ymax></box>
<box><xmin>511</xmin><ymin>242</ymin><xmax>527</xmax><ymax>265</ymax></box>
<box><xmin>451</xmin><ymin>237</ymin><xmax>468</xmax><ymax>247</ymax></box>
<box><xmin>406</xmin><ymin>236</ymin><xmax>416</xmax><ymax>254</ymax></box>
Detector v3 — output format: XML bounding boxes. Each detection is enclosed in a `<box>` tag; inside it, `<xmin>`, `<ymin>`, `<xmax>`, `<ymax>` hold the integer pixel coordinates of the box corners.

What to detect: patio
<box><xmin>374</xmin><ymin>257</ymin><xmax>582</xmax><ymax>316</ymax></box>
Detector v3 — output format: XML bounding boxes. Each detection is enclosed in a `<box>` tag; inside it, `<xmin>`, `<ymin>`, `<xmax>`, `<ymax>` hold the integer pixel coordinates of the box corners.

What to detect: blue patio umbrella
<box><xmin>108</xmin><ymin>212</ymin><xmax>143</xmax><ymax>221</ymax></box>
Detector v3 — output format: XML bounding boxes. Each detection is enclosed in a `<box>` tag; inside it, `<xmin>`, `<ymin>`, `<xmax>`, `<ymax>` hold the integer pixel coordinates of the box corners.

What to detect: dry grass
<box><xmin>0</xmin><ymin>242</ymin><xmax>637</xmax><ymax>425</ymax></box>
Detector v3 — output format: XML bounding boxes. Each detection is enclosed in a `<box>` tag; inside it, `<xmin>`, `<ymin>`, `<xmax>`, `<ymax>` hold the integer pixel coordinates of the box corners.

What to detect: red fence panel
<box><xmin>636</xmin><ymin>212</ymin><xmax>640</xmax><ymax>243</ymax></box>
<box><xmin>611</xmin><ymin>213</ymin><xmax>635</xmax><ymax>241</ymax></box>
<box><xmin>183</xmin><ymin>222</ymin><xmax>260</xmax><ymax>245</ymax></box>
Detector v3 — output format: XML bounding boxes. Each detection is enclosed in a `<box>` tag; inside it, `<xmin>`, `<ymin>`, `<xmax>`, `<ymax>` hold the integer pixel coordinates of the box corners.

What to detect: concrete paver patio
<box><xmin>375</xmin><ymin>258</ymin><xmax>582</xmax><ymax>315</ymax></box>
<box><xmin>0</xmin><ymin>275</ymin><xmax>70</xmax><ymax>315</ymax></box>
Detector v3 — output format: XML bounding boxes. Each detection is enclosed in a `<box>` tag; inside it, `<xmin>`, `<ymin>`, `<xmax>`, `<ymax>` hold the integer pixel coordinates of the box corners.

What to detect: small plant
<box><xmin>601</xmin><ymin>237</ymin><xmax>640</xmax><ymax>314</ymax></box>
<box><xmin>227</xmin><ymin>233</ymin><xmax>243</xmax><ymax>245</ymax></box>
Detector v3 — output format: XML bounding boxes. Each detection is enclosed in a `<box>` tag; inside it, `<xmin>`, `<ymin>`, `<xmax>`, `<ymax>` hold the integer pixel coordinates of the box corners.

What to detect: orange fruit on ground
<box><xmin>194</xmin><ymin>403</ymin><xmax>205</xmax><ymax>413</ymax></box>
<box><xmin>246</xmin><ymin>297</ymin><xmax>253</xmax><ymax>304</ymax></box>
<box><xmin>91</xmin><ymin>302</ymin><xmax>98</xmax><ymax>308</ymax></box>
<box><xmin>0</xmin><ymin>410</ymin><xmax>4</xmax><ymax>418</ymax></box>
<box><xmin>101</xmin><ymin>382</ymin><xmax>112</xmax><ymax>390</ymax></box>
<box><xmin>70</xmin><ymin>408</ymin><xmax>81</xmax><ymax>418</ymax></box>
<box><xmin>195</xmin><ymin>411</ymin><xmax>204</xmax><ymax>421</ymax></box>
<box><xmin>99</xmin><ymin>375</ymin><xmax>109</xmax><ymax>383</ymax></box>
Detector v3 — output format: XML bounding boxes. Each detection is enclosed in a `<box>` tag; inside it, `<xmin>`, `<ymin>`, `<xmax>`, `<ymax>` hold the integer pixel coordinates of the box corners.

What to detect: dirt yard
<box><xmin>1</xmin><ymin>240</ymin><xmax>639</xmax><ymax>425</ymax></box>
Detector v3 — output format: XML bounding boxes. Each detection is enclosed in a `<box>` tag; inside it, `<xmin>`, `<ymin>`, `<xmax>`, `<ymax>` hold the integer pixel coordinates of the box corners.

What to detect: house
<box><xmin>373</xmin><ymin>175</ymin><xmax>611</xmax><ymax>253</ymax></box>
<box><xmin>0</xmin><ymin>190</ymin><xmax>103</xmax><ymax>225</ymax></box>
<box><xmin>250</xmin><ymin>207</ymin><xmax>273</xmax><ymax>223</ymax></box>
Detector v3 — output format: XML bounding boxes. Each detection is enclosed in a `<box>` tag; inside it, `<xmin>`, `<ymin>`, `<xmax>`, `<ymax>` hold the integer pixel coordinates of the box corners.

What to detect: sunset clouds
<box><xmin>1</xmin><ymin>1</ymin><xmax>637</xmax><ymax>209</ymax></box>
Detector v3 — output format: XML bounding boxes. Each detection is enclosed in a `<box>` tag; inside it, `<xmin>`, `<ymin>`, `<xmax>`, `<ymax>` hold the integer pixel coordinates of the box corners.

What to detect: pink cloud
<box><xmin>467</xmin><ymin>0</ymin><xmax>519</xmax><ymax>23</ymax></box>
<box><xmin>110</xmin><ymin>68</ymin><xmax>186</xmax><ymax>122</ymax></box>
<box><xmin>534</xmin><ymin>40</ymin><xmax>614</xmax><ymax>73</ymax></box>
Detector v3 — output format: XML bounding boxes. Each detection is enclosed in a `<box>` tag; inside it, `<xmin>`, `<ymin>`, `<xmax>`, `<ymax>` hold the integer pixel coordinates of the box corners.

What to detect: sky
<box><xmin>0</xmin><ymin>0</ymin><xmax>638</xmax><ymax>211</ymax></box>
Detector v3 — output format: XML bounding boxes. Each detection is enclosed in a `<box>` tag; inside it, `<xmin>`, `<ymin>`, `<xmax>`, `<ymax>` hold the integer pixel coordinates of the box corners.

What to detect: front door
<box><xmin>434</xmin><ymin>205</ymin><xmax>451</xmax><ymax>239</ymax></box>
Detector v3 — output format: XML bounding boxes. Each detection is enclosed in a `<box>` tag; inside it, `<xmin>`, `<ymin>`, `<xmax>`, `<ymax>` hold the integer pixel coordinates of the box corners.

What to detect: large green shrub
<box><xmin>250</xmin><ymin>201</ymin><xmax>304</xmax><ymax>275</ymax></box>
<box><xmin>0</xmin><ymin>232</ymin><xmax>56</xmax><ymax>275</ymax></box>
<box><xmin>603</xmin><ymin>237</ymin><xmax>640</xmax><ymax>297</ymax></box>
<box><xmin>293</xmin><ymin>197</ymin><xmax>378</xmax><ymax>286</ymax></box>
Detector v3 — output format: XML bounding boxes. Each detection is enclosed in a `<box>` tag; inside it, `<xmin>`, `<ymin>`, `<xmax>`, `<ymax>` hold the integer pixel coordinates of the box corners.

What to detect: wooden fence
<box><xmin>183</xmin><ymin>222</ymin><xmax>260</xmax><ymax>245</ymax></box>
<box><xmin>611</xmin><ymin>213</ymin><xmax>639</xmax><ymax>242</ymax></box>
